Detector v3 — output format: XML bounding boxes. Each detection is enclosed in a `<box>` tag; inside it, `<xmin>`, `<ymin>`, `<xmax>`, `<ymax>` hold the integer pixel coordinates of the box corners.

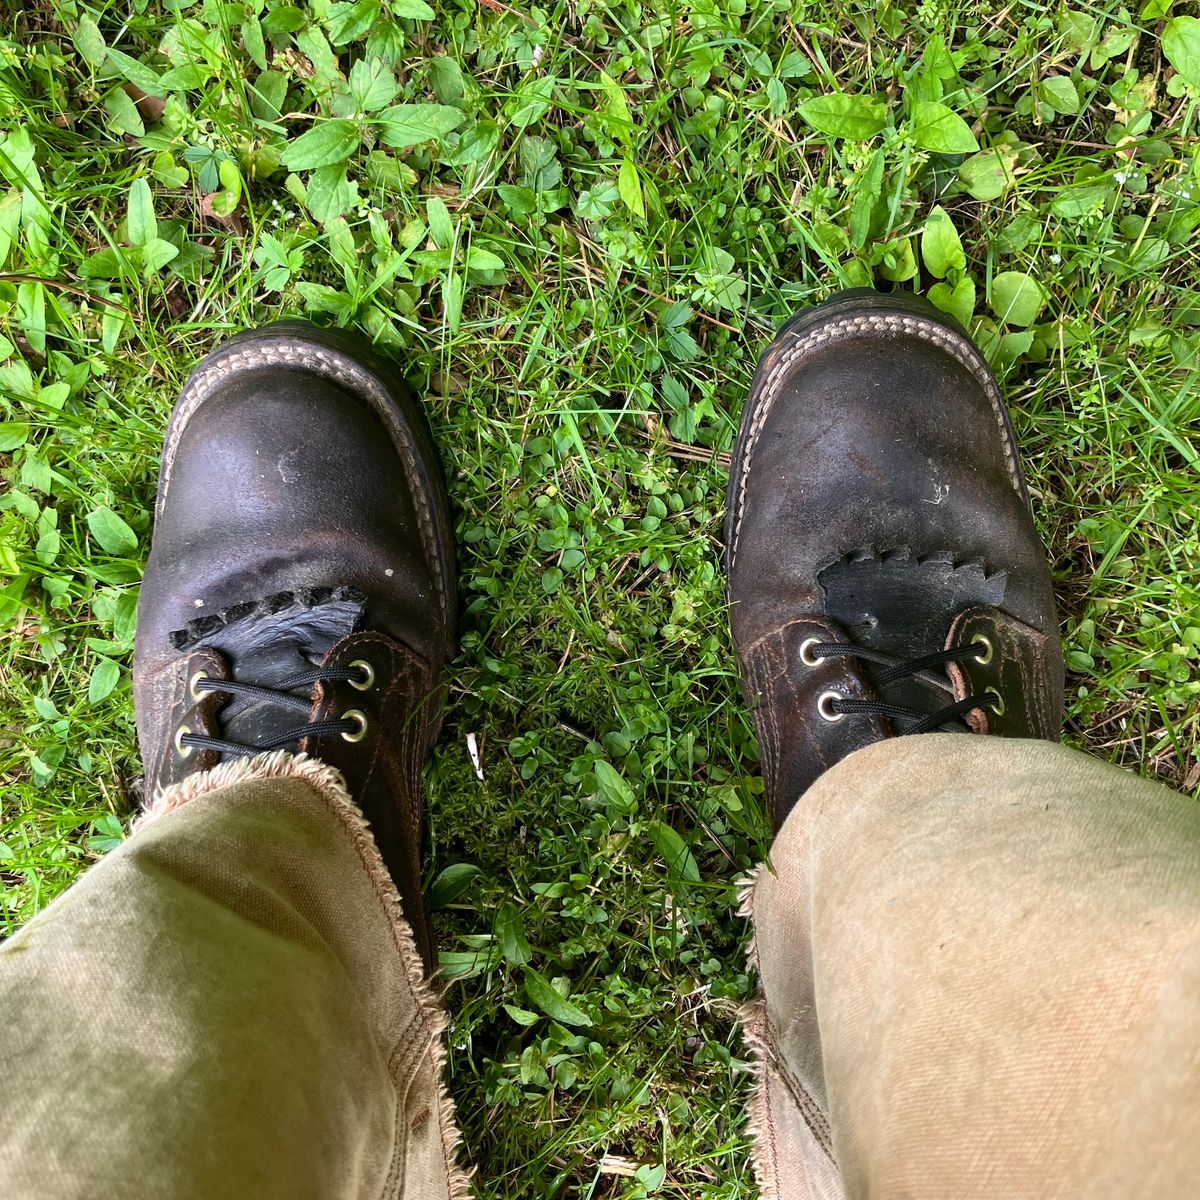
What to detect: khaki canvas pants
<box><xmin>2</xmin><ymin>737</ymin><xmax>1199</xmax><ymax>1198</ymax></box>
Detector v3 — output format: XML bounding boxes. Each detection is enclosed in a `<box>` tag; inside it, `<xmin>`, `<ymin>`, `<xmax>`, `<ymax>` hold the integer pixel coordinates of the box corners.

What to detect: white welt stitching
<box><xmin>161</xmin><ymin>340</ymin><xmax>447</xmax><ymax>621</ymax></box>
<box><xmin>728</xmin><ymin>313</ymin><xmax>1022</xmax><ymax>569</ymax></box>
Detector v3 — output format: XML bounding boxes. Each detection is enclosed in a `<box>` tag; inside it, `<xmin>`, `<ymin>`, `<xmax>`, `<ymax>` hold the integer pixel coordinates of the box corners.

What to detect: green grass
<box><xmin>2</xmin><ymin>0</ymin><xmax>1199</xmax><ymax>1194</ymax></box>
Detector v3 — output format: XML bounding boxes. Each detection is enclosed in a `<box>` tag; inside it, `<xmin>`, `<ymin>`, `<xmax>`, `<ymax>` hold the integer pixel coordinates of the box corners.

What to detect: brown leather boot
<box><xmin>133</xmin><ymin>320</ymin><xmax>456</xmax><ymax>967</ymax></box>
<box><xmin>725</xmin><ymin>290</ymin><xmax>1064</xmax><ymax>831</ymax></box>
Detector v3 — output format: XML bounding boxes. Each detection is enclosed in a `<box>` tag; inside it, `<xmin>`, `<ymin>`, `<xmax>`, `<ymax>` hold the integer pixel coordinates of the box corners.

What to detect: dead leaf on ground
<box><xmin>163</xmin><ymin>283</ymin><xmax>189</xmax><ymax>320</ymax></box>
<box><xmin>198</xmin><ymin>192</ymin><xmax>244</xmax><ymax>234</ymax></box>
<box><xmin>122</xmin><ymin>82</ymin><xmax>166</xmax><ymax>125</ymax></box>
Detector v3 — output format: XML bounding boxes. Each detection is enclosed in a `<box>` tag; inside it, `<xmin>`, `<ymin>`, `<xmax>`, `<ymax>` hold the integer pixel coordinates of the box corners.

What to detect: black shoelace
<box><xmin>806</xmin><ymin>641</ymin><xmax>1000</xmax><ymax>735</ymax></box>
<box><xmin>178</xmin><ymin>664</ymin><xmax>370</xmax><ymax>757</ymax></box>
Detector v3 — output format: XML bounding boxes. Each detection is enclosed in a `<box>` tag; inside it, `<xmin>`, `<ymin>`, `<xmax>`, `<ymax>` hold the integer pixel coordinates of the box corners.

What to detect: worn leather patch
<box><xmin>818</xmin><ymin>548</ymin><xmax>1007</xmax><ymax>654</ymax></box>
<box><xmin>169</xmin><ymin>585</ymin><xmax>365</xmax><ymax>651</ymax></box>
<box><xmin>816</xmin><ymin>548</ymin><xmax>1008</xmax><ymax>716</ymax></box>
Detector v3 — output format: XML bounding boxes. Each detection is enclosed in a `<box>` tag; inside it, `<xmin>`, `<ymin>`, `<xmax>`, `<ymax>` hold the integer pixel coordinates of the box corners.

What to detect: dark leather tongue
<box><xmin>170</xmin><ymin>587</ymin><xmax>364</xmax><ymax>749</ymax></box>
<box><xmin>818</xmin><ymin>550</ymin><xmax>1007</xmax><ymax>719</ymax></box>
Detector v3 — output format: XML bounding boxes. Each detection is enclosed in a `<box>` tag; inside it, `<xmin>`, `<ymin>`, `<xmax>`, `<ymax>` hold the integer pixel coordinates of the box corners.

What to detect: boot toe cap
<box><xmin>138</xmin><ymin>328</ymin><xmax>454</xmax><ymax>677</ymax></box>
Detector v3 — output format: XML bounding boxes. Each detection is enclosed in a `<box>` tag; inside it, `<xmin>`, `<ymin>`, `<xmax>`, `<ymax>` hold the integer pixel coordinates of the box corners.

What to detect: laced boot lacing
<box><xmin>802</xmin><ymin>633</ymin><xmax>1002</xmax><ymax>734</ymax></box>
<box><xmin>175</xmin><ymin>659</ymin><xmax>375</xmax><ymax>758</ymax></box>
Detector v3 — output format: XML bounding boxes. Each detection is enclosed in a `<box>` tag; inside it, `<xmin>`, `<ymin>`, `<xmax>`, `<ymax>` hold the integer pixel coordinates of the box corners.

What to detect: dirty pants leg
<box><xmin>744</xmin><ymin>735</ymin><xmax>1200</xmax><ymax>1200</ymax></box>
<box><xmin>0</xmin><ymin>752</ymin><xmax>468</xmax><ymax>1200</ymax></box>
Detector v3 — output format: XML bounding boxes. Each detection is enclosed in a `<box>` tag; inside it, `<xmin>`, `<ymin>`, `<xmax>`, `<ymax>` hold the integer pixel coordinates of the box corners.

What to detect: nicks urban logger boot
<box><xmin>133</xmin><ymin>320</ymin><xmax>456</xmax><ymax>965</ymax></box>
<box><xmin>725</xmin><ymin>290</ymin><xmax>1064</xmax><ymax>831</ymax></box>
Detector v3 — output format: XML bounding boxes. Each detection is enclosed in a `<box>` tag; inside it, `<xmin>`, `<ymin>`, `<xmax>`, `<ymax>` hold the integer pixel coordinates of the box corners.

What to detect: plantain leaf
<box><xmin>910</xmin><ymin>101</ymin><xmax>979</xmax><ymax>153</ymax></box>
<box><xmin>797</xmin><ymin>93</ymin><xmax>886</xmax><ymax>139</ymax></box>
<box><xmin>523</xmin><ymin>967</ymin><xmax>593</xmax><ymax>1027</ymax></box>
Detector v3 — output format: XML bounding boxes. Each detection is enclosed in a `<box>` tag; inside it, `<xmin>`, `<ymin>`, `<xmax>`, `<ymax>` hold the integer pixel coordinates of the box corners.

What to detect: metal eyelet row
<box><xmin>798</xmin><ymin>640</ymin><xmax>847</xmax><ymax>723</ymax></box>
<box><xmin>174</xmin><ymin>659</ymin><xmax>376</xmax><ymax>757</ymax></box>
<box><xmin>972</xmin><ymin>636</ymin><xmax>1005</xmax><ymax>716</ymax></box>
<box><xmin>188</xmin><ymin>659</ymin><xmax>375</xmax><ymax>702</ymax></box>
<box><xmin>340</xmin><ymin>658</ymin><xmax>372</xmax><ymax>740</ymax></box>
<box><xmin>174</xmin><ymin>711</ymin><xmax>370</xmax><ymax>758</ymax></box>
<box><xmin>800</xmin><ymin>635</ymin><xmax>999</xmax><ymax>724</ymax></box>
<box><xmin>337</xmin><ymin>657</ymin><xmax>372</xmax><ymax>741</ymax></box>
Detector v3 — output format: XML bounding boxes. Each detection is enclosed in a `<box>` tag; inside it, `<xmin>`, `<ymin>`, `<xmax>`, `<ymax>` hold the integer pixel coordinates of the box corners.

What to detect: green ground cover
<box><xmin>1</xmin><ymin>0</ymin><xmax>1198</xmax><ymax>1193</ymax></box>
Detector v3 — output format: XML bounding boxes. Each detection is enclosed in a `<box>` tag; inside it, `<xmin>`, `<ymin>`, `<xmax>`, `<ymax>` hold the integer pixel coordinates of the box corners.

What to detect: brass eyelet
<box><xmin>817</xmin><ymin>690</ymin><xmax>846</xmax><ymax>723</ymax></box>
<box><xmin>174</xmin><ymin>725</ymin><xmax>193</xmax><ymax>758</ymax></box>
<box><xmin>348</xmin><ymin>659</ymin><xmax>375</xmax><ymax>691</ymax></box>
<box><xmin>985</xmin><ymin>688</ymin><xmax>1006</xmax><ymax>717</ymax></box>
<box><xmin>799</xmin><ymin>637</ymin><xmax>825</xmax><ymax>668</ymax></box>
<box><xmin>341</xmin><ymin>709</ymin><xmax>369</xmax><ymax>743</ymax></box>
<box><xmin>972</xmin><ymin>634</ymin><xmax>994</xmax><ymax>666</ymax></box>
<box><xmin>188</xmin><ymin>670</ymin><xmax>209</xmax><ymax>702</ymax></box>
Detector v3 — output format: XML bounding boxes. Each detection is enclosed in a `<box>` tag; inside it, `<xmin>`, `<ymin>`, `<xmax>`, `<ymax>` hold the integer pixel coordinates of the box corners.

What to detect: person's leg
<box><xmin>742</xmin><ymin>735</ymin><xmax>1200</xmax><ymax>1200</ymax></box>
<box><xmin>1</xmin><ymin>323</ymin><xmax>465</xmax><ymax>1196</ymax></box>
<box><xmin>723</xmin><ymin>290</ymin><xmax>1197</xmax><ymax>1196</ymax></box>
<box><xmin>0</xmin><ymin>755</ymin><xmax>468</xmax><ymax>1200</ymax></box>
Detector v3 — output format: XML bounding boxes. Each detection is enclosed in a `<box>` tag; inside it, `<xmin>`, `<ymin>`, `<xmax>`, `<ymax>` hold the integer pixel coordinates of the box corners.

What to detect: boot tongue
<box><xmin>817</xmin><ymin>550</ymin><xmax>1007</xmax><ymax>719</ymax></box>
<box><xmin>170</xmin><ymin>587</ymin><xmax>365</xmax><ymax>749</ymax></box>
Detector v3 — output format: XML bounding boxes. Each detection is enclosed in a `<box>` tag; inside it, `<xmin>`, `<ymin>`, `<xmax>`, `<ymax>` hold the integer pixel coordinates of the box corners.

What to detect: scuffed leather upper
<box><xmin>725</xmin><ymin>293</ymin><xmax>1064</xmax><ymax>829</ymax></box>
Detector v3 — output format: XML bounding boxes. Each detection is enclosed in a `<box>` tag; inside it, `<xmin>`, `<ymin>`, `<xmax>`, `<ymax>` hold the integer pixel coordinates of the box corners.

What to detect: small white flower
<box><xmin>1050</xmin><ymin>253</ymin><xmax>1062</xmax><ymax>264</ymax></box>
<box><xmin>1113</xmin><ymin>170</ymin><xmax>1127</xmax><ymax>184</ymax></box>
